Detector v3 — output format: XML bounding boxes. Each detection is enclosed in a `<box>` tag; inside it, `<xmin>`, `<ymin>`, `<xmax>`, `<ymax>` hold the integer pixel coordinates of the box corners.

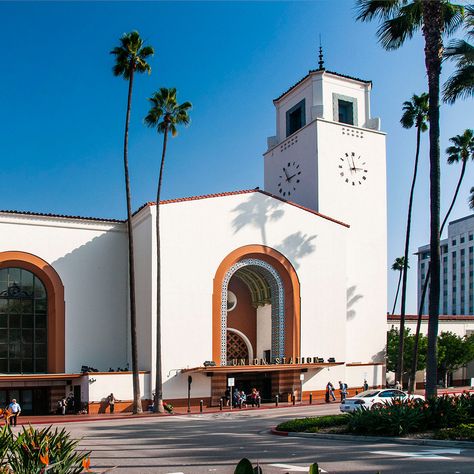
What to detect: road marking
<box><xmin>371</xmin><ymin>448</ymin><xmax>461</xmax><ymax>460</ymax></box>
<box><xmin>269</xmin><ymin>464</ymin><xmax>327</xmax><ymax>472</ymax></box>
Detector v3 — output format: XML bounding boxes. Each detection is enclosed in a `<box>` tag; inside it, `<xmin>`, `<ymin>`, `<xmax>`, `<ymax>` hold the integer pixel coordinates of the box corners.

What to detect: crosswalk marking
<box><xmin>370</xmin><ymin>448</ymin><xmax>461</xmax><ymax>460</ymax></box>
<box><xmin>269</xmin><ymin>463</ymin><xmax>327</xmax><ymax>472</ymax></box>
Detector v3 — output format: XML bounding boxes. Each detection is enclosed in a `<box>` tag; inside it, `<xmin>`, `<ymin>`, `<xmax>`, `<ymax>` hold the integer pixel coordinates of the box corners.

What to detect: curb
<box><xmin>270</xmin><ymin>427</ymin><xmax>474</xmax><ymax>449</ymax></box>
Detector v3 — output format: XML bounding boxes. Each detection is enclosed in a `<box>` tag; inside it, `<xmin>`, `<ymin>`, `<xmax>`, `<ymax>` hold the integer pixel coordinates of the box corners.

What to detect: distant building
<box><xmin>418</xmin><ymin>215</ymin><xmax>474</xmax><ymax>315</ymax></box>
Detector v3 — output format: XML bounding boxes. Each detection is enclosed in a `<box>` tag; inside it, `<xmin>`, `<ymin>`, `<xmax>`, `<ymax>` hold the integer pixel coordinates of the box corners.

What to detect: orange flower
<box><xmin>39</xmin><ymin>453</ymin><xmax>49</xmax><ymax>465</ymax></box>
<box><xmin>82</xmin><ymin>457</ymin><xmax>91</xmax><ymax>472</ymax></box>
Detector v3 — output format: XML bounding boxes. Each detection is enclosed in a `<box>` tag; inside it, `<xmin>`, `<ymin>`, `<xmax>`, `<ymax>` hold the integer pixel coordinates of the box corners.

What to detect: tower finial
<box><xmin>318</xmin><ymin>34</ymin><xmax>325</xmax><ymax>70</ymax></box>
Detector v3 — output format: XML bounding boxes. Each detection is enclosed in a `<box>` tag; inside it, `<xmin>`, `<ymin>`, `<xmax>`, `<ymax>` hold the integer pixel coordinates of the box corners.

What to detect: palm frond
<box><xmin>355</xmin><ymin>0</ymin><xmax>404</xmax><ymax>22</ymax></box>
<box><xmin>377</xmin><ymin>2</ymin><xmax>422</xmax><ymax>50</ymax></box>
<box><xmin>441</xmin><ymin>2</ymin><xmax>465</xmax><ymax>36</ymax></box>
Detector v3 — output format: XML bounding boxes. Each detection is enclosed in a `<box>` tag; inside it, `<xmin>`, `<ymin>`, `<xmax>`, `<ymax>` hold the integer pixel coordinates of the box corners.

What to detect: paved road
<box><xmin>37</xmin><ymin>404</ymin><xmax>474</xmax><ymax>473</ymax></box>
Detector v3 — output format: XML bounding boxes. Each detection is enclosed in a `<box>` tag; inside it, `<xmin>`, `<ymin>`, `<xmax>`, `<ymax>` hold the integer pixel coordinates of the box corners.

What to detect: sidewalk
<box><xmin>10</xmin><ymin>398</ymin><xmax>330</xmax><ymax>426</ymax></box>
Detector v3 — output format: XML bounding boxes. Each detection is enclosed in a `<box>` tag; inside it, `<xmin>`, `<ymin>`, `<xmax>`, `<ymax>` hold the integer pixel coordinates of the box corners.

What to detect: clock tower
<box><xmin>264</xmin><ymin>65</ymin><xmax>387</xmax><ymax>365</ymax></box>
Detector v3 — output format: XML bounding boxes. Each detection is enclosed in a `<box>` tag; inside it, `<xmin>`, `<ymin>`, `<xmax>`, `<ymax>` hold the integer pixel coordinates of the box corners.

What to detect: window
<box><xmin>470</xmin><ymin>247</ymin><xmax>473</xmax><ymax>253</ymax></box>
<box><xmin>444</xmin><ymin>256</ymin><xmax>448</xmax><ymax>263</ymax></box>
<box><xmin>453</xmin><ymin>251</ymin><xmax>457</xmax><ymax>258</ymax></box>
<box><xmin>462</xmin><ymin>249</ymin><xmax>465</xmax><ymax>256</ymax></box>
<box><xmin>286</xmin><ymin>99</ymin><xmax>306</xmax><ymax>137</ymax></box>
<box><xmin>453</xmin><ymin>239</ymin><xmax>457</xmax><ymax>246</ymax></box>
<box><xmin>470</xmin><ymin>234</ymin><xmax>473</xmax><ymax>241</ymax></box>
<box><xmin>461</xmin><ymin>237</ymin><xmax>465</xmax><ymax>244</ymax></box>
<box><xmin>421</xmin><ymin>263</ymin><xmax>425</xmax><ymax>270</ymax></box>
<box><xmin>0</xmin><ymin>268</ymin><xmax>47</xmax><ymax>373</ymax></box>
<box><xmin>338</xmin><ymin>100</ymin><xmax>354</xmax><ymax>125</ymax></box>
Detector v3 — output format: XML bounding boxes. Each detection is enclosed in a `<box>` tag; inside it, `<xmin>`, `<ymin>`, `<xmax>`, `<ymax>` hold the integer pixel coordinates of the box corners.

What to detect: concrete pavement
<box><xmin>15</xmin><ymin>403</ymin><xmax>473</xmax><ymax>473</ymax></box>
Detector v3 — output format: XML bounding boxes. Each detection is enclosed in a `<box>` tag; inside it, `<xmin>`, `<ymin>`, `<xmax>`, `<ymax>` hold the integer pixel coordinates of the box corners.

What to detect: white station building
<box><xmin>0</xmin><ymin>64</ymin><xmax>387</xmax><ymax>414</ymax></box>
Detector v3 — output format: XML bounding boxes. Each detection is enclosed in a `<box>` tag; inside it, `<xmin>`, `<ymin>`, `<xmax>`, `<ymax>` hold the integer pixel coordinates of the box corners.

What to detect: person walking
<box><xmin>7</xmin><ymin>399</ymin><xmax>21</xmax><ymax>426</ymax></box>
<box><xmin>108</xmin><ymin>393</ymin><xmax>116</xmax><ymax>414</ymax></box>
<box><xmin>326</xmin><ymin>382</ymin><xmax>336</xmax><ymax>402</ymax></box>
<box><xmin>339</xmin><ymin>381</ymin><xmax>347</xmax><ymax>402</ymax></box>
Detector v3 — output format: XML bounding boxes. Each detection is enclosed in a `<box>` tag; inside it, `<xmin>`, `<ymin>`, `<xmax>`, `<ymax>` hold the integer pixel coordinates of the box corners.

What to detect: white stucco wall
<box><xmin>83</xmin><ymin>373</ymin><xmax>151</xmax><ymax>403</ymax></box>
<box><xmin>139</xmin><ymin>191</ymin><xmax>348</xmax><ymax>398</ymax></box>
<box><xmin>0</xmin><ymin>213</ymin><xmax>129</xmax><ymax>373</ymax></box>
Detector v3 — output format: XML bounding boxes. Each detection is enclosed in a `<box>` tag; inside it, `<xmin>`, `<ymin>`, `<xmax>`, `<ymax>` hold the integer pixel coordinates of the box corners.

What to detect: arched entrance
<box><xmin>221</xmin><ymin>258</ymin><xmax>284</xmax><ymax>366</ymax></box>
<box><xmin>212</xmin><ymin>245</ymin><xmax>300</xmax><ymax>365</ymax></box>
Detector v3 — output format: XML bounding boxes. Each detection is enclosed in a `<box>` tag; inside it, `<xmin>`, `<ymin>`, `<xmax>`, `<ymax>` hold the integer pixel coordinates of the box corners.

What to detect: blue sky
<box><xmin>1</xmin><ymin>1</ymin><xmax>472</xmax><ymax>313</ymax></box>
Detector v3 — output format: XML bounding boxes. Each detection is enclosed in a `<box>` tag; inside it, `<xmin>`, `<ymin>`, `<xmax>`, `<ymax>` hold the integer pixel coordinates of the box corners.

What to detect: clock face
<box><xmin>338</xmin><ymin>152</ymin><xmax>368</xmax><ymax>186</ymax></box>
<box><xmin>277</xmin><ymin>161</ymin><xmax>302</xmax><ymax>198</ymax></box>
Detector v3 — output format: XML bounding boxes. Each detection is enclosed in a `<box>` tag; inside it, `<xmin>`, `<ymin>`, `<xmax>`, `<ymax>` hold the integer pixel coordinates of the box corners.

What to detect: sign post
<box><xmin>228</xmin><ymin>377</ymin><xmax>235</xmax><ymax>411</ymax></box>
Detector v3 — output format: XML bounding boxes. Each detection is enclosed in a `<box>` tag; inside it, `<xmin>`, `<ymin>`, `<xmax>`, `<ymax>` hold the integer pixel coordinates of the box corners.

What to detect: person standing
<box><xmin>363</xmin><ymin>379</ymin><xmax>369</xmax><ymax>391</ymax></box>
<box><xmin>108</xmin><ymin>393</ymin><xmax>116</xmax><ymax>414</ymax></box>
<box><xmin>7</xmin><ymin>399</ymin><xmax>21</xmax><ymax>426</ymax></box>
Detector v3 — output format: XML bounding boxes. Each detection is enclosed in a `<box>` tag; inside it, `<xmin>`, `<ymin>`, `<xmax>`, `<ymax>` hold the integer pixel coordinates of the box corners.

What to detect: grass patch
<box><xmin>276</xmin><ymin>414</ymin><xmax>350</xmax><ymax>433</ymax></box>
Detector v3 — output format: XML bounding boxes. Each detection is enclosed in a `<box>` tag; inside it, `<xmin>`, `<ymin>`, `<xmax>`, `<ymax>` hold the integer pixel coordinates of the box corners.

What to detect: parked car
<box><xmin>340</xmin><ymin>389</ymin><xmax>425</xmax><ymax>413</ymax></box>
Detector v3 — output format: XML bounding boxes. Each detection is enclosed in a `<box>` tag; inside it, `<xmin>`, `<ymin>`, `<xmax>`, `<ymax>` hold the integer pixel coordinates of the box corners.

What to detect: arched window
<box><xmin>0</xmin><ymin>268</ymin><xmax>47</xmax><ymax>373</ymax></box>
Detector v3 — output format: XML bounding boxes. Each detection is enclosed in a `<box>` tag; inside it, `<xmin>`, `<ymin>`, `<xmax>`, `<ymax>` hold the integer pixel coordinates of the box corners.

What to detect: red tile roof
<box><xmin>136</xmin><ymin>188</ymin><xmax>350</xmax><ymax>228</ymax></box>
<box><xmin>0</xmin><ymin>188</ymin><xmax>350</xmax><ymax>228</ymax></box>
<box><xmin>274</xmin><ymin>69</ymin><xmax>372</xmax><ymax>102</ymax></box>
<box><xmin>0</xmin><ymin>208</ymin><xmax>123</xmax><ymax>223</ymax></box>
<box><xmin>388</xmin><ymin>314</ymin><xmax>474</xmax><ymax>322</ymax></box>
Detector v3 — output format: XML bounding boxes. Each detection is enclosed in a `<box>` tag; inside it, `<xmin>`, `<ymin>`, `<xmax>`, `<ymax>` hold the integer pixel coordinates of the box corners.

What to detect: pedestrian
<box><xmin>224</xmin><ymin>388</ymin><xmax>230</xmax><ymax>407</ymax></box>
<box><xmin>232</xmin><ymin>388</ymin><xmax>240</xmax><ymax>408</ymax></box>
<box><xmin>338</xmin><ymin>381</ymin><xmax>347</xmax><ymax>402</ymax></box>
<box><xmin>7</xmin><ymin>399</ymin><xmax>21</xmax><ymax>426</ymax></box>
<box><xmin>363</xmin><ymin>379</ymin><xmax>369</xmax><ymax>391</ymax></box>
<box><xmin>61</xmin><ymin>398</ymin><xmax>67</xmax><ymax>415</ymax></box>
<box><xmin>327</xmin><ymin>382</ymin><xmax>336</xmax><ymax>401</ymax></box>
<box><xmin>395</xmin><ymin>380</ymin><xmax>402</xmax><ymax>391</ymax></box>
<box><xmin>108</xmin><ymin>393</ymin><xmax>116</xmax><ymax>414</ymax></box>
<box><xmin>240</xmin><ymin>391</ymin><xmax>247</xmax><ymax>408</ymax></box>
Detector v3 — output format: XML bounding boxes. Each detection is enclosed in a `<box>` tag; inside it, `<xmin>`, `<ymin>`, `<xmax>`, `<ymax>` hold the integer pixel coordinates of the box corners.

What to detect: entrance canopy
<box><xmin>182</xmin><ymin>361</ymin><xmax>344</xmax><ymax>374</ymax></box>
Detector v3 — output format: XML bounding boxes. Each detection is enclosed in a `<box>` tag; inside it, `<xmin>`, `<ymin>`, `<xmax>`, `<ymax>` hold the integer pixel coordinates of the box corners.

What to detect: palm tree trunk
<box><xmin>409</xmin><ymin>159</ymin><xmax>468</xmax><ymax>392</ymax></box>
<box><xmin>392</xmin><ymin>270</ymin><xmax>403</xmax><ymax>315</ymax></box>
<box><xmin>123</xmin><ymin>68</ymin><xmax>142</xmax><ymax>414</ymax></box>
<box><xmin>396</xmin><ymin>125</ymin><xmax>422</xmax><ymax>384</ymax></box>
<box><xmin>422</xmin><ymin>0</ymin><xmax>443</xmax><ymax>399</ymax></box>
<box><xmin>154</xmin><ymin>125</ymin><xmax>168</xmax><ymax>414</ymax></box>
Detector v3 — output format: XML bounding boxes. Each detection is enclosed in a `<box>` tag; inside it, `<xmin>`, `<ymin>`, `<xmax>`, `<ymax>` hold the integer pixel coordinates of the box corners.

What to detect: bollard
<box><xmin>219</xmin><ymin>398</ymin><xmax>223</xmax><ymax>411</ymax></box>
<box><xmin>292</xmin><ymin>394</ymin><xmax>296</xmax><ymax>406</ymax></box>
<box><xmin>309</xmin><ymin>393</ymin><xmax>313</xmax><ymax>405</ymax></box>
<box><xmin>200</xmin><ymin>400</ymin><xmax>203</xmax><ymax>413</ymax></box>
<box><xmin>275</xmin><ymin>394</ymin><xmax>279</xmax><ymax>407</ymax></box>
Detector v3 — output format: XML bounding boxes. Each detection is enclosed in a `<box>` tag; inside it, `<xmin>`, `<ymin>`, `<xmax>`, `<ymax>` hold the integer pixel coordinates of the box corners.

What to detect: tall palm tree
<box><xmin>111</xmin><ymin>31</ymin><xmax>154</xmax><ymax>414</ymax></box>
<box><xmin>444</xmin><ymin>129</ymin><xmax>474</xmax><ymax>221</ymax></box>
<box><xmin>409</xmin><ymin>129</ymin><xmax>474</xmax><ymax>392</ymax></box>
<box><xmin>144</xmin><ymin>87</ymin><xmax>191</xmax><ymax>413</ymax></box>
<box><xmin>444</xmin><ymin>5</ymin><xmax>474</xmax><ymax>103</ymax></box>
<box><xmin>356</xmin><ymin>0</ymin><xmax>464</xmax><ymax>398</ymax></box>
<box><xmin>396</xmin><ymin>93</ymin><xmax>429</xmax><ymax>384</ymax></box>
<box><xmin>391</xmin><ymin>257</ymin><xmax>407</xmax><ymax>315</ymax></box>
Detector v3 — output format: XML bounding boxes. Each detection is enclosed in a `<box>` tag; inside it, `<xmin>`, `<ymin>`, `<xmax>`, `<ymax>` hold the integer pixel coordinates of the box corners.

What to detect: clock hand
<box><xmin>283</xmin><ymin>168</ymin><xmax>290</xmax><ymax>181</ymax></box>
<box><xmin>287</xmin><ymin>173</ymin><xmax>298</xmax><ymax>180</ymax></box>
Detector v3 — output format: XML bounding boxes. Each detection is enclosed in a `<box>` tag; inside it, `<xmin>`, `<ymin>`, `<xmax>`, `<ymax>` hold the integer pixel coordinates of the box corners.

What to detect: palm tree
<box><xmin>145</xmin><ymin>88</ymin><xmax>191</xmax><ymax>413</ymax></box>
<box><xmin>409</xmin><ymin>129</ymin><xmax>474</xmax><ymax>392</ymax></box>
<box><xmin>444</xmin><ymin>129</ymin><xmax>474</xmax><ymax>222</ymax></box>
<box><xmin>111</xmin><ymin>31</ymin><xmax>154</xmax><ymax>414</ymax></box>
<box><xmin>396</xmin><ymin>93</ymin><xmax>429</xmax><ymax>384</ymax></box>
<box><xmin>356</xmin><ymin>0</ymin><xmax>464</xmax><ymax>398</ymax></box>
<box><xmin>469</xmin><ymin>186</ymin><xmax>474</xmax><ymax>209</ymax></box>
<box><xmin>391</xmin><ymin>257</ymin><xmax>407</xmax><ymax>315</ymax></box>
<box><xmin>444</xmin><ymin>5</ymin><xmax>474</xmax><ymax>103</ymax></box>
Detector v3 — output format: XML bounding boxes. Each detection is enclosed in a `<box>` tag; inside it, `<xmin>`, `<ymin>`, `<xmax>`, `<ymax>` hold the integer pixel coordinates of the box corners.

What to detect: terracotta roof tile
<box><xmin>388</xmin><ymin>314</ymin><xmax>474</xmax><ymax>321</ymax></box>
<box><xmin>0</xmin><ymin>208</ymin><xmax>123</xmax><ymax>223</ymax></box>
<box><xmin>274</xmin><ymin>69</ymin><xmax>372</xmax><ymax>102</ymax></box>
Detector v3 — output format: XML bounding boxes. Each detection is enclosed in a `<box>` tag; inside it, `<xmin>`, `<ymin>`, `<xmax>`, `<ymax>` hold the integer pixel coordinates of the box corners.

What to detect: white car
<box><xmin>340</xmin><ymin>389</ymin><xmax>425</xmax><ymax>413</ymax></box>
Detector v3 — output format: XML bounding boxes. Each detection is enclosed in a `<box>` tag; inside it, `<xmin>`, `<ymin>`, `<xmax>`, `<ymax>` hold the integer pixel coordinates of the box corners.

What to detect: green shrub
<box><xmin>276</xmin><ymin>414</ymin><xmax>349</xmax><ymax>433</ymax></box>
<box><xmin>435</xmin><ymin>423</ymin><xmax>474</xmax><ymax>441</ymax></box>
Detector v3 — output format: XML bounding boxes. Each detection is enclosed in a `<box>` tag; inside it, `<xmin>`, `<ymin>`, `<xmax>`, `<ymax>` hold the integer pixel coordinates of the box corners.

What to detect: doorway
<box><xmin>233</xmin><ymin>372</ymin><xmax>273</xmax><ymax>402</ymax></box>
<box><xmin>0</xmin><ymin>387</ymin><xmax>49</xmax><ymax>415</ymax></box>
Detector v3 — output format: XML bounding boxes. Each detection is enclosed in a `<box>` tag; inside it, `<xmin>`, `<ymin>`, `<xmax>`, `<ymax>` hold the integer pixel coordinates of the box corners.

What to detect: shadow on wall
<box><xmin>231</xmin><ymin>193</ymin><xmax>317</xmax><ymax>268</ymax></box>
<box><xmin>347</xmin><ymin>285</ymin><xmax>363</xmax><ymax>321</ymax></box>
<box><xmin>232</xmin><ymin>193</ymin><xmax>284</xmax><ymax>245</ymax></box>
<box><xmin>275</xmin><ymin>232</ymin><xmax>317</xmax><ymax>270</ymax></box>
<box><xmin>51</xmin><ymin>229</ymin><xmax>129</xmax><ymax>372</ymax></box>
